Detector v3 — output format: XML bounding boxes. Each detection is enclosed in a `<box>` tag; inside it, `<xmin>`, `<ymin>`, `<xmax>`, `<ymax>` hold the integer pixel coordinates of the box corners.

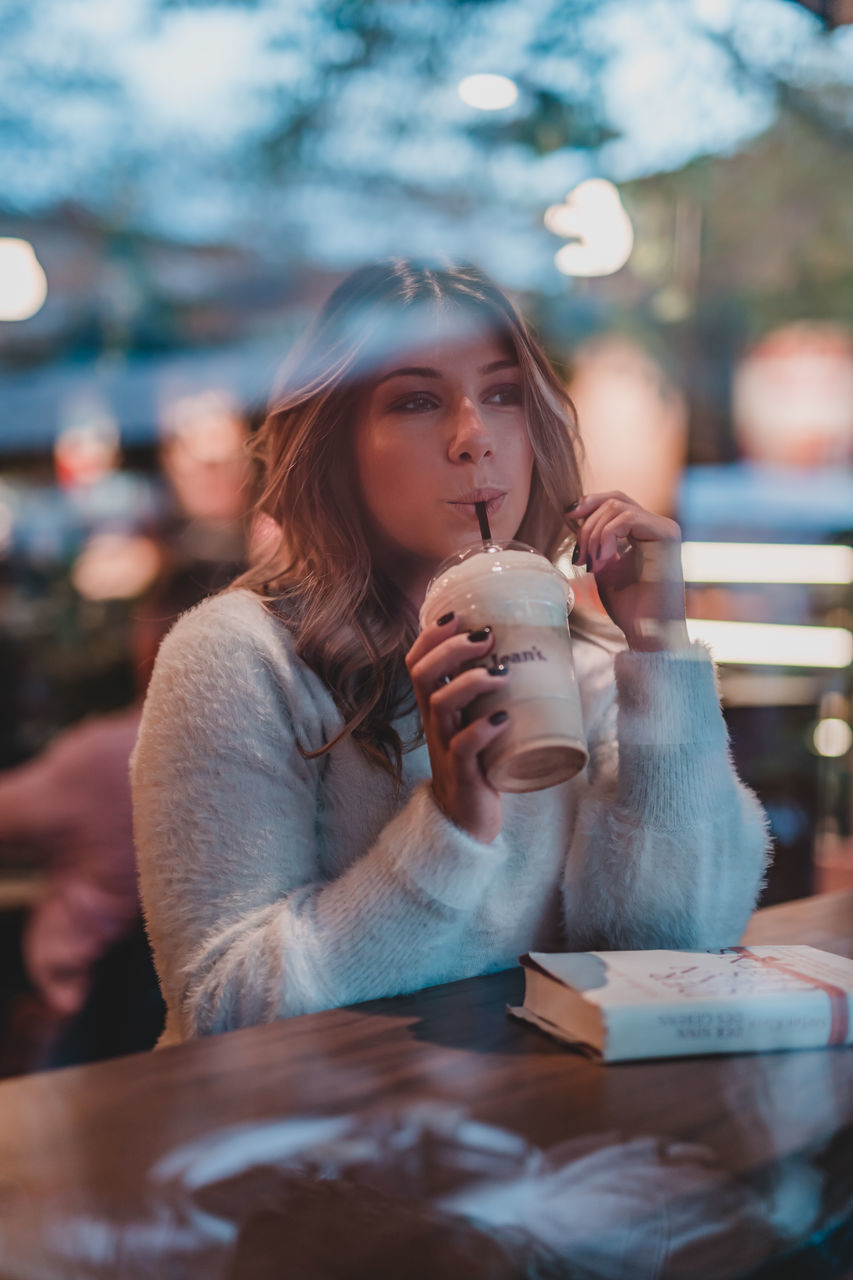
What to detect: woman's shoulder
<box><xmin>143</xmin><ymin>589</ymin><xmax>341</xmax><ymax>747</ymax></box>
<box><xmin>165</xmin><ymin>586</ymin><xmax>288</xmax><ymax>646</ymax></box>
<box><xmin>154</xmin><ymin>589</ymin><xmax>320</xmax><ymax>703</ymax></box>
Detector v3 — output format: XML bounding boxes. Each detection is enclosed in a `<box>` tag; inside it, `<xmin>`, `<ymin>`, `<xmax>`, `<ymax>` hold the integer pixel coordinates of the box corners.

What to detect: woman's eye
<box><xmin>391</xmin><ymin>394</ymin><xmax>438</xmax><ymax>413</ymax></box>
<box><xmin>485</xmin><ymin>384</ymin><xmax>523</xmax><ymax>406</ymax></box>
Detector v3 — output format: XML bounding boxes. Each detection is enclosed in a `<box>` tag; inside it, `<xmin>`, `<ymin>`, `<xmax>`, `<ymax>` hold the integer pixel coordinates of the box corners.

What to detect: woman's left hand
<box><xmin>568</xmin><ymin>491</ymin><xmax>690</xmax><ymax>652</ymax></box>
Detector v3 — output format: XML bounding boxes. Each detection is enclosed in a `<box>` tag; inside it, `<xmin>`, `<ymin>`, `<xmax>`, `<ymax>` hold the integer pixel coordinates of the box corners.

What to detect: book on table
<box><xmin>508</xmin><ymin>945</ymin><xmax>853</xmax><ymax>1062</ymax></box>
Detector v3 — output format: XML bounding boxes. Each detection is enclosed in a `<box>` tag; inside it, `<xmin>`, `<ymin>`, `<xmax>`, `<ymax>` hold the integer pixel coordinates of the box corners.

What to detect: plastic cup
<box><xmin>419</xmin><ymin>540</ymin><xmax>588</xmax><ymax>793</ymax></box>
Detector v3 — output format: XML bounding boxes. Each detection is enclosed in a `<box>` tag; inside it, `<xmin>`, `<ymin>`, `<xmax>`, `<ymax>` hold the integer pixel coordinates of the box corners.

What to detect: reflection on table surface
<box><xmin>0</xmin><ymin>890</ymin><xmax>851</xmax><ymax>1279</ymax></box>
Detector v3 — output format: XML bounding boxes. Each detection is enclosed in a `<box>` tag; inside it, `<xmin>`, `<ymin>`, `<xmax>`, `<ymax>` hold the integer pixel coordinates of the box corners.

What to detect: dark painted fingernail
<box><xmin>468</xmin><ymin>626</ymin><xmax>492</xmax><ymax>643</ymax></box>
<box><xmin>564</xmin><ymin>499</ymin><xmax>580</xmax><ymax>512</ymax></box>
<box><xmin>585</xmin><ymin>556</ymin><xmax>593</xmax><ymax>572</ymax></box>
<box><xmin>437</xmin><ymin>612</ymin><xmax>454</xmax><ymax>626</ymax></box>
<box><xmin>571</xmin><ymin>544</ymin><xmax>580</xmax><ymax>565</ymax></box>
<box><xmin>489</xmin><ymin>710</ymin><xmax>509</xmax><ymax>725</ymax></box>
<box><xmin>488</xmin><ymin>664</ymin><xmax>508</xmax><ymax>676</ymax></box>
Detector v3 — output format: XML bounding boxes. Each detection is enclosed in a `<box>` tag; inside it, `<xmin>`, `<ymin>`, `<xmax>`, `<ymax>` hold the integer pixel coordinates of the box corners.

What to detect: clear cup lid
<box><xmin>424</xmin><ymin>540</ymin><xmax>546</xmax><ymax>593</ymax></box>
<box><xmin>421</xmin><ymin>541</ymin><xmax>585</xmax><ymax>632</ymax></box>
<box><xmin>425</xmin><ymin>539</ymin><xmax>586</xmax><ymax>594</ymax></box>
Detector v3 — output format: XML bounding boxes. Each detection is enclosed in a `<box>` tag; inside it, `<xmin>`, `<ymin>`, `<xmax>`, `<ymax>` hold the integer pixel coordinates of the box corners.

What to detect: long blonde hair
<box><xmin>233</xmin><ymin>260</ymin><xmax>584</xmax><ymax>780</ymax></box>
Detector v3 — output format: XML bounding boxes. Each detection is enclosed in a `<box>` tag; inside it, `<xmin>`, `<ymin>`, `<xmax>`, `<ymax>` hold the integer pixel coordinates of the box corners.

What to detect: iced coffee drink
<box><xmin>420</xmin><ymin>541</ymin><xmax>588</xmax><ymax>793</ymax></box>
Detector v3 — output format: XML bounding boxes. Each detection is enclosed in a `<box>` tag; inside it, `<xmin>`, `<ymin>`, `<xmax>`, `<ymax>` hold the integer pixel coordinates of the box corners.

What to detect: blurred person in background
<box><xmin>0</xmin><ymin>558</ymin><xmax>248</xmax><ymax>1074</ymax></box>
<box><xmin>566</xmin><ymin>334</ymin><xmax>689</xmax><ymax>624</ymax></box>
<box><xmin>158</xmin><ymin>390</ymin><xmax>257</xmax><ymax>587</ymax></box>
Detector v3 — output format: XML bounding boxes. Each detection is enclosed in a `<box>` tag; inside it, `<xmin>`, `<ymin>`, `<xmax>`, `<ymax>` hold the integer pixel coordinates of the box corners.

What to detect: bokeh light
<box><xmin>548</xmin><ymin>180</ymin><xmax>634</xmax><ymax>278</ymax></box>
<box><xmin>813</xmin><ymin>717</ymin><xmax>853</xmax><ymax>758</ymax></box>
<box><xmin>71</xmin><ymin>533</ymin><xmax>162</xmax><ymax>602</ymax></box>
<box><xmin>0</xmin><ymin>238</ymin><xmax>48</xmax><ymax>321</ymax></box>
<box><xmin>54</xmin><ymin>421</ymin><xmax>121</xmax><ymax>489</ymax></box>
<box><xmin>457</xmin><ymin>74</ymin><xmax>519</xmax><ymax>111</ymax></box>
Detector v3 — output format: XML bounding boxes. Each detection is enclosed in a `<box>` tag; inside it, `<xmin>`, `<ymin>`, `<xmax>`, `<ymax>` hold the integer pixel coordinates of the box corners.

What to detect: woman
<box><xmin>131</xmin><ymin>259</ymin><xmax>770</xmax><ymax>1045</ymax></box>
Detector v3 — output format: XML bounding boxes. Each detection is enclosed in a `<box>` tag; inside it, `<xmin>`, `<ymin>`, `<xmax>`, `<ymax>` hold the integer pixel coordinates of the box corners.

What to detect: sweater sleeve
<box><xmin>560</xmin><ymin>641</ymin><xmax>772</xmax><ymax>952</ymax></box>
<box><xmin>131</xmin><ymin>597</ymin><xmax>508</xmax><ymax>1040</ymax></box>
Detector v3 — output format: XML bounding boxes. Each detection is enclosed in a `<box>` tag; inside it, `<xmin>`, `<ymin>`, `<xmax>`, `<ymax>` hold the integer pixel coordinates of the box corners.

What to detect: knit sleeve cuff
<box><xmin>614</xmin><ymin>641</ymin><xmax>726</xmax><ymax>747</ymax></box>
<box><xmin>381</xmin><ymin>781</ymin><xmax>509</xmax><ymax>912</ymax></box>
<box><xmin>613</xmin><ymin>642</ymin><xmax>731</xmax><ymax>828</ymax></box>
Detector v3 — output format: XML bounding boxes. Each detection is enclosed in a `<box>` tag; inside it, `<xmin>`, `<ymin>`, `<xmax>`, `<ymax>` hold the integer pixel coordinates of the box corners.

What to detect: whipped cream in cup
<box><xmin>420</xmin><ymin>540</ymin><xmax>588</xmax><ymax>793</ymax></box>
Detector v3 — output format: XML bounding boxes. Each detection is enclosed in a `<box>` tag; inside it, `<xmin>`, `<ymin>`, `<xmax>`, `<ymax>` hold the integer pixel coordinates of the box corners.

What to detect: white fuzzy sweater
<box><xmin>131</xmin><ymin>589</ymin><xmax>771</xmax><ymax>1046</ymax></box>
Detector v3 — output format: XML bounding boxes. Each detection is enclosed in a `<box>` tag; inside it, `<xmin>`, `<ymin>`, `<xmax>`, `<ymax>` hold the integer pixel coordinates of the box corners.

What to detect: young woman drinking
<box><xmin>131</xmin><ymin>260</ymin><xmax>770</xmax><ymax>1045</ymax></box>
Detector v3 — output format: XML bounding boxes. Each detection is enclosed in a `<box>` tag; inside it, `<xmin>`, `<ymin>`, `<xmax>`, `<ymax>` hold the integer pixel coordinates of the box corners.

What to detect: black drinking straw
<box><xmin>475</xmin><ymin>500</ymin><xmax>492</xmax><ymax>542</ymax></box>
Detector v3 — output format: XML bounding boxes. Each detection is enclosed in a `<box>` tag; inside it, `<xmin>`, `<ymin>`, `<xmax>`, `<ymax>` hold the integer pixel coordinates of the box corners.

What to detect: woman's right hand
<box><xmin>406</xmin><ymin>614</ymin><xmax>510</xmax><ymax>844</ymax></box>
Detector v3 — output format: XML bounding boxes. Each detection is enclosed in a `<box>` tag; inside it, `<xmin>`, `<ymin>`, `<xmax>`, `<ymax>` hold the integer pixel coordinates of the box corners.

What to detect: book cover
<box><xmin>508</xmin><ymin>945</ymin><xmax>853</xmax><ymax>1062</ymax></box>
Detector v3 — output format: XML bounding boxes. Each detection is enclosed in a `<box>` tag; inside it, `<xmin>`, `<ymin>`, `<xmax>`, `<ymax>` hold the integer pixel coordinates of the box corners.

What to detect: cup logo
<box><xmin>488</xmin><ymin>645</ymin><xmax>547</xmax><ymax>670</ymax></box>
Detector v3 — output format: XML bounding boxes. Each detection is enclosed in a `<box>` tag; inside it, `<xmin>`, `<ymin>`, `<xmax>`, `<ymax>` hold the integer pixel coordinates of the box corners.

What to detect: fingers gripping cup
<box><xmin>420</xmin><ymin>541</ymin><xmax>588</xmax><ymax>793</ymax></box>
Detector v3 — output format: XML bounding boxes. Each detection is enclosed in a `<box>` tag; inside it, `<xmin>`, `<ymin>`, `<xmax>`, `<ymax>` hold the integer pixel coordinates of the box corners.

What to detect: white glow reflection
<box><xmin>681</xmin><ymin>542</ymin><xmax>853</xmax><ymax>585</ymax></box>
<box><xmin>548</xmin><ymin>179</ymin><xmax>633</xmax><ymax>277</ymax></box>
<box><xmin>0</xmin><ymin>500</ymin><xmax>12</xmax><ymax>557</ymax></box>
<box><xmin>457</xmin><ymin>74</ymin><xmax>518</xmax><ymax>110</ymax></box>
<box><xmin>0</xmin><ymin>239</ymin><xmax>48</xmax><ymax>321</ymax></box>
<box><xmin>813</xmin><ymin>718</ymin><xmax>853</xmax><ymax>758</ymax></box>
<box><xmin>687</xmin><ymin>619</ymin><xmax>853</xmax><ymax>668</ymax></box>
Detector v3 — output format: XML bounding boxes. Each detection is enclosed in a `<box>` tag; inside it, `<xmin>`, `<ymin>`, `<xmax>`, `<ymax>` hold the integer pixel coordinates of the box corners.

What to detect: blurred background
<box><xmin>0</xmin><ymin>0</ymin><xmax>851</xmax><ymax>1074</ymax></box>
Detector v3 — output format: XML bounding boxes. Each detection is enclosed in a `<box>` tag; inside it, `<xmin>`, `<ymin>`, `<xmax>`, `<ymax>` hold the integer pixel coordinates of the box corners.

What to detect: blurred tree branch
<box><xmin>704</xmin><ymin>24</ymin><xmax>853</xmax><ymax>149</ymax></box>
<box><xmin>2</xmin><ymin>0</ymin><xmax>853</xmax><ymax>276</ymax></box>
<box><xmin>785</xmin><ymin>0</ymin><xmax>853</xmax><ymax>29</ymax></box>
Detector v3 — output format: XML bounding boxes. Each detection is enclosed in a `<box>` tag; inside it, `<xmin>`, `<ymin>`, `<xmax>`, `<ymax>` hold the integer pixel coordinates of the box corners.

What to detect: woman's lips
<box><xmin>447</xmin><ymin>492</ymin><xmax>507</xmax><ymax>521</ymax></box>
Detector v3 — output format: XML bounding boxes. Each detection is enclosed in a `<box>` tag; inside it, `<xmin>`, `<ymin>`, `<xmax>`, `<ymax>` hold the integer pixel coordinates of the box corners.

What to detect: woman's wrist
<box><xmin>430</xmin><ymin>781</ymin><xmax>502</xmax><ymax>845</ymax></box>
<box><xmin>624</xmin><ymin>618</ymin><xmax>691</xmax><ymax>653</ymax></box>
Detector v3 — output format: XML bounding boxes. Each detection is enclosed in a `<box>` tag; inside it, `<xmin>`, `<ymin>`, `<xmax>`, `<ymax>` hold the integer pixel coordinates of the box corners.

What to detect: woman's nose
<box><xmin>447</xmin><ymin>397</ymin><xmax>494</xmax><ymax>463</ymax></box>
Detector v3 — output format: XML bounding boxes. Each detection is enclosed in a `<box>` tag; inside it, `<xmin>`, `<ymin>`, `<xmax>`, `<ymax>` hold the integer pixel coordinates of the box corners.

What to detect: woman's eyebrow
<box><xmin>375</xmin><ymin>358</ymin><xmax>519</xmax><ymax>387</ymax></box>
<box><xmin>375</xmin><ymin>366</ymin><xmax>441</xmax><ymax>386</ymax></box>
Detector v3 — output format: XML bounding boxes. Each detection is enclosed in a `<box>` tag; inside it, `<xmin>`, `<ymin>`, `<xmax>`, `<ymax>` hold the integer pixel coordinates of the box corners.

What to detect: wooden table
<box><xmin>0</xmin><ymin>891</ymin><xmax>851</xmax><ymax>1279</ymax></box>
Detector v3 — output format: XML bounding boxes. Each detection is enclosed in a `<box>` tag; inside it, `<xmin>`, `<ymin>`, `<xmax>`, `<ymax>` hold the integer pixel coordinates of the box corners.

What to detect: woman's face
<box><xmin>354</xmin><ymin>310</ymin><xmax>535</xmax><ymax>604</ymax></box>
